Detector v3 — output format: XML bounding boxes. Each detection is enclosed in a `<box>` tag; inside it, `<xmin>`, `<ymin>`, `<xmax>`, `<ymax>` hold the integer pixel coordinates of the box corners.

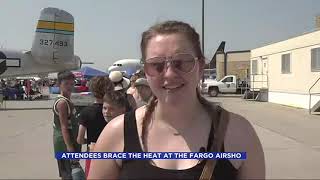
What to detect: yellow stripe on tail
<box><xmin>37</xmin><ymin>20</ymin><xmax>74</xmax><ymax>32</ymax></box>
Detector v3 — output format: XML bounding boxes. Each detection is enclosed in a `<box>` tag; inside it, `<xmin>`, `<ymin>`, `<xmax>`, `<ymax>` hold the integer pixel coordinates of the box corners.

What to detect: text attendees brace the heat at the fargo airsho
<box><xmin>55</xmin><ymin>152</ymin><xmax>247</xmax><ymax>160</ymax></box>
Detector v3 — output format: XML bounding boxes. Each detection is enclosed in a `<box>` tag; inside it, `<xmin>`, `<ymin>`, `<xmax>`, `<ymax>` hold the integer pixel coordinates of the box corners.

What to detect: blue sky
<box><xmin>1</xmin><ymin>0</ymin><xmax>319</xmax><ymax>71</ymax></box>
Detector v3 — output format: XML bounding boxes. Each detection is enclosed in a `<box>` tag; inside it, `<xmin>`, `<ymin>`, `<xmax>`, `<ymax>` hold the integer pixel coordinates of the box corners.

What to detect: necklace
<box><xmin>152</xmin><ymin>105</ymin><xmax>182</xmax><ymax>136</ymax></box>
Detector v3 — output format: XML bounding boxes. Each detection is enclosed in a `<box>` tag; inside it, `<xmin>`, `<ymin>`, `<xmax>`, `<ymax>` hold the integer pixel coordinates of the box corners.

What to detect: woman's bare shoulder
<box><xmin>225</xmin><ymin>112</ymin><xmax>260</xmax><ymax>150</ymax></box>
<box><xmin>89</xmin><ymin>114</ymin><xmax>126</xmax><ymax>179</ymax></box>
<box><xmin>96</xmin><ymin>107</ymin><xmax>147</xmax><ymax>151</ymax></box>
<box><xmin>95</xmin><ymin>114</ymin><xmax>126</xmax><ymax>152</ymax></box>
<box><xmin>224</xmin><ymin>111</ymin><xmax>264</xmax><ymax>170</ymax></box>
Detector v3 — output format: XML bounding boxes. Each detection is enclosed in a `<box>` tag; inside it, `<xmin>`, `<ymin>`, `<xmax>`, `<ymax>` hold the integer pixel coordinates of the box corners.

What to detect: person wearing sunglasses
<box><xmin>88</xmin><ymin>21</ymin><xmax>265</xmax><ymax>180</ymax></box>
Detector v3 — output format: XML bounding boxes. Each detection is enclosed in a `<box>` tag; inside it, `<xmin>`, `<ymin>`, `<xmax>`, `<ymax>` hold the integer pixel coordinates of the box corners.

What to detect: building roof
<box><xmin>253</xmin><ymin>28</ymin><xmax>320</xmax><ymax>50</ymax></box>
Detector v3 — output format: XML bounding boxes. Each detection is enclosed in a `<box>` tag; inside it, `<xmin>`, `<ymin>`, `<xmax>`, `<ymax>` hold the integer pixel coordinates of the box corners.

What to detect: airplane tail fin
<box><xmin>0</xmin><ymin>52</ymin><xmax>7</xmax><ymax>75</ymax></box>
<box><xmin>31</xmin><ymin>7</ymin><xmax>75</xmax><ymax>65</ymax></box>
<box><xmin>216</xmin><ymin>41</ymin><xmax>226</xmax><ymax>53</ymax></box>
<box><xmin>206</xmin><ymin>41</ymin><xmax>226</xmax><ymax>69</ymax></box>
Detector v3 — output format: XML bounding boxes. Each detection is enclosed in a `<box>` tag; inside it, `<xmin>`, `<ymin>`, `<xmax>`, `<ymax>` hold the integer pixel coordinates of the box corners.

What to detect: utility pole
<box><xmin>202</xmin><ymin>0</ymin><xmax>205</xmax><ymax>54</ymax></box>
<box><xmin>201</xmin><ymin>0</ymin><xmax>205</xmax><ymax>83</ymax></box>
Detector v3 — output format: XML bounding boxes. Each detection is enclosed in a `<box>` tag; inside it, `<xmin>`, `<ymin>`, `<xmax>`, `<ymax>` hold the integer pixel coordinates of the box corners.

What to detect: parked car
<box><xmin>201</xmin><ymin>75</ymin><xmax>249</xmax><ymax>97</ymax></box>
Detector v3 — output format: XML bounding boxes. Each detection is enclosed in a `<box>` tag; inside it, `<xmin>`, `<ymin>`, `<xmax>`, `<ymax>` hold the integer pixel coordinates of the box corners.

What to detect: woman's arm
<box><xmin>87</xmin><ymin>114</ymin><xmax>125</xmax><ymax>179</ymax></box>
<box><xmin>238</xmin><ymin>119</ymin><xmax>265</xmax><ymax>179</ymax></box>
<box><xmin>226</xmin><ymin>113</ymin><xmax>265</xmax><ymax>179</ymax></box>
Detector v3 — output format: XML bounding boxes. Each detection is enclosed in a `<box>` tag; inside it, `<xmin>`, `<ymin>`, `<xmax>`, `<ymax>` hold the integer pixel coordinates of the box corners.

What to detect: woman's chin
<box><xmin>161</xmin><ymin>93</ymin><xmax>185</xmax><ymax>105</ymax></box>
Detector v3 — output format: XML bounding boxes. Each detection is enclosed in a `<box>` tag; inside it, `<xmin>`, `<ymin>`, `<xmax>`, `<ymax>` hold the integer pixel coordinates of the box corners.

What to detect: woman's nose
<box><xmin>163</xmin><ymin>61</ymin><xmax>178</xmax><ymax>78</ymax></box>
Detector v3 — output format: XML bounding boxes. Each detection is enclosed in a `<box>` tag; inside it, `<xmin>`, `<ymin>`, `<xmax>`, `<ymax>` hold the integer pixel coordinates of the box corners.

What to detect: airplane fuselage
<box><xmin>0</xmin><ymin>49</ymin><xmax>81</xmax><ymax>78</ymax></box>
<box><xmin>108</xmin><ymin>59</ymin><xmax>142</xmax><ymax>77</ymax></box>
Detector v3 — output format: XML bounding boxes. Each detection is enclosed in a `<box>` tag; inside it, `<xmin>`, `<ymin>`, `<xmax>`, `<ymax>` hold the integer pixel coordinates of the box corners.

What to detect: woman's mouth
<box><xmin>162</xmin><ymin>84</ymin><xmax>184</xmax><ymax>91</ymax></box>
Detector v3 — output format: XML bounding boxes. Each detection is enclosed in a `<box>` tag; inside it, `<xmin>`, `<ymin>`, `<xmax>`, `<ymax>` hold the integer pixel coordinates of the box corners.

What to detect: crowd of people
<box><xmin>52</xmin><ymin>20</ymin><xmax>265</xmax><ymax>180</ymax></box>
<box><xmin>52</xmin><ymin>68</ymin><xmax>152</xmax><ymax>179</ymax></box>
<box><xmin>0</xmin><ymin>76</ymin><xmax>95</xmax><ymax>102</ymax></box>
<box><xmin>0</xmin><ymin>78</ymin><xmax>53</xmax><ymax>100</ymax></box>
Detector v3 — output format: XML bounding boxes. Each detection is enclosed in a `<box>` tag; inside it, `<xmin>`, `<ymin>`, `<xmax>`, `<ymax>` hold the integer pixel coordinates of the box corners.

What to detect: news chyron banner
<box><xmin>56</xmin><ymin>152</ymin><xmax>247</xmax><ymax>160</ymax></box>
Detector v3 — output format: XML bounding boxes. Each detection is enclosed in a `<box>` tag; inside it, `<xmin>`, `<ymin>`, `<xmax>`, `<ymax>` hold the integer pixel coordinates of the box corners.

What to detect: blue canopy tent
<box><xmin>79</xmin><ymin>66</ymin><xmax>108</xmax><ymax>79</ymax></box>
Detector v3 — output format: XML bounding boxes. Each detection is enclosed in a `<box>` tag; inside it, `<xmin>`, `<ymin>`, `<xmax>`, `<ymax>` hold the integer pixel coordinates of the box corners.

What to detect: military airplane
<box><xmin>0</xmin><ymin>7</ymin><xmax>82</xmax><ymax>78</ymax></box>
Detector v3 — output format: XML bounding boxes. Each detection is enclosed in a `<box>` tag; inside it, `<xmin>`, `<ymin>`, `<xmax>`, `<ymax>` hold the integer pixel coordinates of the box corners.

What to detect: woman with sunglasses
<box><xmin>88</xmin><ymin>21</ymin><xmax>265</xmax><ymax>179</ymax></box>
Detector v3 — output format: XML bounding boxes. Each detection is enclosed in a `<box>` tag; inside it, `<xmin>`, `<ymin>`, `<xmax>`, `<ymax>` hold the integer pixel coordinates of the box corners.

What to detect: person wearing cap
<box><xmin>109</xmin><ymin>71</ymin><xmax>137</xmax><ymax>111</ymax></box>
<box><xmin>133</xmin><ymin>78</ymin><xmax>152</xmax><ymax>108</ymax></box>
<box><xmin>109</xmin><ymin>71</ymin><xmax>130</xmax><ymax>91</ymax></box>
